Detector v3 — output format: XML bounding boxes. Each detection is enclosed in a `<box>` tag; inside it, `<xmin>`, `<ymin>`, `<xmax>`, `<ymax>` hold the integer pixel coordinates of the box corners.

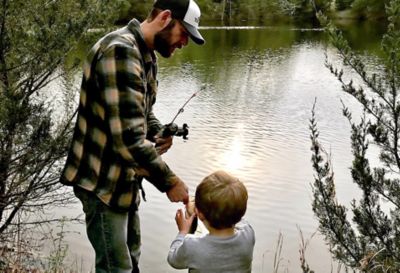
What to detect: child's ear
<box><xmin>195</xmin><ymin>208</ymin><xmax>205</xmax><ymax>221</ymax></box>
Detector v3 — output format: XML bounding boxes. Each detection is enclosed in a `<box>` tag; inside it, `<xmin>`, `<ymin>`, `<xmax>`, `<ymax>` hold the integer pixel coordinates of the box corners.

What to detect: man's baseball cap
<box><xmin>154</xmin><ymin>0</ymin><xmax>205</xmax><ymax>45</ymax></box>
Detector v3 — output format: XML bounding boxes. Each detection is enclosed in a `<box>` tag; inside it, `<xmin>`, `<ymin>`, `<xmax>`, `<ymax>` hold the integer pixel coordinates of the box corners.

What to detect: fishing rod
<box><xmin>158</xmin><ymin>85</ymin><xmax>205</xmax><ymax>140</ymax></box>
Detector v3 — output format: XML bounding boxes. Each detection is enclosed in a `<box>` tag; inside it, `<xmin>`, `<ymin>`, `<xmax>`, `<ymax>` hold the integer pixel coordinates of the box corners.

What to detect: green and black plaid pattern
<box><xmin>61</xmin><ymin>20</ymin><xmax>176</xmax><ymax>209</ymax></box>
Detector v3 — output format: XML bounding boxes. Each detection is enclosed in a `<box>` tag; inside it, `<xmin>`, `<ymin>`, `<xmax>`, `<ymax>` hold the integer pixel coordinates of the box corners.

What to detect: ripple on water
<box><xmin>61</xmin><ymin>26</ymin><xmax>383</xmax><ymax>273</ymax></box>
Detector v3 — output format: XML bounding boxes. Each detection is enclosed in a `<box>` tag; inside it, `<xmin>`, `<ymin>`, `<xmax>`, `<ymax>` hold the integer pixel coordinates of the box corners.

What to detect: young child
<box><xmin>167</xmin><ymin>170</ymin><xmax>255</xmax><ymax>273</ymax></box>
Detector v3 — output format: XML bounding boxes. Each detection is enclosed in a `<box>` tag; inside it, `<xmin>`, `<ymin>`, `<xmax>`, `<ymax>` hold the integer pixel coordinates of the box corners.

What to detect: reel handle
<box><xmin>160</xmin><ymin>123</ymin><xmax>189</xmax><ymax>139</ymax></box>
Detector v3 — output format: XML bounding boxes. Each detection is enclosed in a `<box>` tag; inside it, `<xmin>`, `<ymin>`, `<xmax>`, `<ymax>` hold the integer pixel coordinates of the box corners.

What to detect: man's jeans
<box><xmin>74</xmin><ymin>186</ymin><xmax>141</xmax><ymax>273</ymax></box>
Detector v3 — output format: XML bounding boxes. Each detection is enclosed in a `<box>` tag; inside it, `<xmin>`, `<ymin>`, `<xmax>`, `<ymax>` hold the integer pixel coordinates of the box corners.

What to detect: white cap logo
<box><xmin>183</xmin><ymin>0</ymin><xmax>200</xmax><ymax>28</ymax></box>
<box><xmin>182</xmin><ymin>0</ymin><xmax>204</xmax><ymax>44</ymax></box>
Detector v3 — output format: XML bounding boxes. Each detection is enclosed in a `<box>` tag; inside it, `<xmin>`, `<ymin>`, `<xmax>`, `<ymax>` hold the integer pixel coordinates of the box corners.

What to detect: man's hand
<box><xmin>155</xmin><ymin>135</ymin><xmax>173</xmax><ymax>155</ymax></box>
<box><xmin>166</xmin><ymin>177</ymin><xmax>189</xmax><ymax>203</ymax></box>
<box><xmin>175</xmin><ymin>209</ymin><xmax>196</xmax><ymax>235</ymax></box>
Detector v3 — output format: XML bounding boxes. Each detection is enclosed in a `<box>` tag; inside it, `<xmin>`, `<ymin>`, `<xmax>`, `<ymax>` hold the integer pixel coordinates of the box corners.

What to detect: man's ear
<box><xmin>155</xmin><ymin>10</ymin><xmax>172</xmax><ymax>29</ymax></box>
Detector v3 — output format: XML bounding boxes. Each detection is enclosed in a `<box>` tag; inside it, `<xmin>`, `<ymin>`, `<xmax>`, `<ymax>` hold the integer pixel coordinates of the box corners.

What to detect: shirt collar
<box><xmin>127</xmin><ymin>19</ymin><xmax>157</xmax><ymax>65</ymax></box>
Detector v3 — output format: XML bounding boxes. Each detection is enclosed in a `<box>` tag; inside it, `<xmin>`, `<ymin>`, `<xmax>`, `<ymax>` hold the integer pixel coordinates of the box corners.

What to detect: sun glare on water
<box><xmin>220</xmin><ymin>136</ymin><xmax>245</xmax><ymax>172</ymax></box>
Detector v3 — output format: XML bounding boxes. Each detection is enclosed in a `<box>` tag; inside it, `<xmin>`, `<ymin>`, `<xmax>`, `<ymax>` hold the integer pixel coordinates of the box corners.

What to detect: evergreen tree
<box><xmin>310</xmin><ymin>0</ymin><xmax>400</xmax><ymax>271</ymax></box>
<box><xmin>0</xmin><ymin>0</ymin><xmax>126</xmax><ymax>249</ymax></box>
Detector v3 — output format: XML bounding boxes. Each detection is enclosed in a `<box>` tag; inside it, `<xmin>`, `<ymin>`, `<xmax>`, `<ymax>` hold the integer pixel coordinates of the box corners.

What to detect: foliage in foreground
<box><xmin>310</xmin><ymin>0</ymin><xmax>400</xmax><ymax>271</ymax></box>
<box><xmin>0</xmin><ymin>0</ymin><xmax>127</xmax><ymax>264</ymax></box>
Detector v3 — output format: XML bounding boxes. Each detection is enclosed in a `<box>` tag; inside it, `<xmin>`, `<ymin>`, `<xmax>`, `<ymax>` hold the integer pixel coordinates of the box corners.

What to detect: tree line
<box><xmin>121</xmin><ymin>0</ymin><xmax>390</xmax><ymax>25</ymax></box>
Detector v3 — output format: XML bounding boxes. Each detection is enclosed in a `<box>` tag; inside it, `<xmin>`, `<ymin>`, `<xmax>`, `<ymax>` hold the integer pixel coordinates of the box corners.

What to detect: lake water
<box><xmin>59</xmin><ymin>21</ymin><xmax>386</xmax><ymax>273</ymax></box>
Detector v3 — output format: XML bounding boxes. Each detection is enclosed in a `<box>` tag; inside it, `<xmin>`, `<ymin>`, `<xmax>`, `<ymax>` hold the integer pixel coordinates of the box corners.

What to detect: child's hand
<box><xmin>175</xmin><ymin>209</ymin><xmax>196</xmax><ymax>235</ymax></box>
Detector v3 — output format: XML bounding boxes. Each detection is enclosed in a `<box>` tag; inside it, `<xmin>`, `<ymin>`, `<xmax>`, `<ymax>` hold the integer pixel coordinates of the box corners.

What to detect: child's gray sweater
<box><xmin>168</xmin><ymin>220</ymin><xmax>255</xmax><ymax>273</ymax></box>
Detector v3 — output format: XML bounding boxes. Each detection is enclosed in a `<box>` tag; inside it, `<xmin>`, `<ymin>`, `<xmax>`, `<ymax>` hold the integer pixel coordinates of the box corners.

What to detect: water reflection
<box><xmin>63</xmin><ymin>22</ymin><xmax>385</xmax><ymax>273</ymax></box>
<box><xmin>142</xmin><ymin>26</ymin><xmax>371</xmax><ymax>272</ymax></box>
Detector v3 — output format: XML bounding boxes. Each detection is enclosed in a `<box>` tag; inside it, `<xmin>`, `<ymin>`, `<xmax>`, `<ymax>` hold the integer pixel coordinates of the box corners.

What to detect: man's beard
<box><xmin>154</xmin><ymin>21</ymin><xmax>176</xmax><ymax>58</ymax></box>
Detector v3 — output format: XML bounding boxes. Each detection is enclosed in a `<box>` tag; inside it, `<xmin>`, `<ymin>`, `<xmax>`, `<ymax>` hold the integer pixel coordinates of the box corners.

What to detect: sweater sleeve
<box><xmin>236</xmin><ymin>219</ymin><xmax>256</xmax><ymax>246</ymax></box>
<box><xmin>167</xmin><ymin>233</ymin><xmax>190</xmax><ymax>269</ymax></box>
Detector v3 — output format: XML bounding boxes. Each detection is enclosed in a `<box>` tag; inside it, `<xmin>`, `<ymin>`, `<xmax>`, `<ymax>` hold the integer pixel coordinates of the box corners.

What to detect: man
<box><xmin>60</xmin><ymin>0</ymin><xmax>205</xmax><ymax>272</ymax></box>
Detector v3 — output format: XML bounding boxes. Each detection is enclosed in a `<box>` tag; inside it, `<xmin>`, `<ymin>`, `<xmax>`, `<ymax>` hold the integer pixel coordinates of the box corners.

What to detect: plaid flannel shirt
<box><xmin>61</xmin><ymin>19</ymin><xmax>177</xmax><ymax>209</ymax></box>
